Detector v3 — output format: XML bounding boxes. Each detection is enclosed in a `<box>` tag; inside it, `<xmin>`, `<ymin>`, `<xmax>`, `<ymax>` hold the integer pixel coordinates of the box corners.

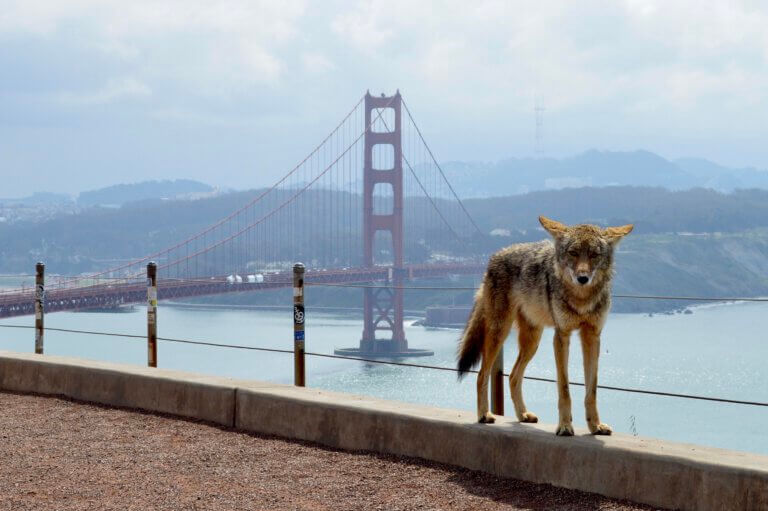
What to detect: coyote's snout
<box><xmin>457</xmin><ymin>216</ymin><xmax>633</xmax><ymax>436</ymax></box>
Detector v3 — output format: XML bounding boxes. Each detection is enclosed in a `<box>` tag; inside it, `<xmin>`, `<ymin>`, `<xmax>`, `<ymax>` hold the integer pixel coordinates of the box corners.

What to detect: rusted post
<box><xmin>147</xmin><ymin>262</ymin><xmax>158</xmax><ymax>368</ymax></box>
<box><xmin>491</xmin><ymin>349</ymin><xmax>504</xmax><ymax>416</ymax></box>
<box><xmin>293</xmin><ymin>263</ymin><xmax>305</xmax><ymax>387</ymax></box>
<box><xmin>34</xmin><ymin>262</ymin><xmax>45</xmax><ymax>354</ymax></box>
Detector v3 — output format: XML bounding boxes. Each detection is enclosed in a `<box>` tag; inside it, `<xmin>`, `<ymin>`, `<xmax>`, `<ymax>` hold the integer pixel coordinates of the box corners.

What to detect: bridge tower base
<box><xmin>334</xmin><ymin>91</ymin><xmax>433</xmax><ymax>359</ymax></box>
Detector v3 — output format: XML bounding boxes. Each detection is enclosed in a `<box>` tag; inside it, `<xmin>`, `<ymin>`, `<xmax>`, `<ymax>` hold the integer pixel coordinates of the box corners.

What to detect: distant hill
<box><xmin>5</xmin><ymin>186</ymin><xmax>768</xmax><ymax>274</ymax></box>
<box><xmin>463</xmin><ymin>187</ymin><xmax>768</xmax><ymax>235</ymax></box>
<box><xmin>0</xmin><ymin>192</ymin><xmax>72</xmax><ymax>205</ymax></box>
<box><xmin>77</xmin><ymin>179</ymin><xmax>214</xmax><ymax>207</ymax></box>
<box><xmin>3</xmin><ymin>186</ymin><xmax>768</xmax><ymax>313</ymax></box>
<box><xmin>674</xmin><ymin>157</ymin><xmax>768</xmax><ymax>191</ymax></box>
<box><xmin>440</xmin><ymin>150</ymin><xmax>768</xmax><ymax>197</ymax></box>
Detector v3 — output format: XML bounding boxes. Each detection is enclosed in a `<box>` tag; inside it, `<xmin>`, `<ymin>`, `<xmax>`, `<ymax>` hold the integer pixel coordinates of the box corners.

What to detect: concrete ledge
<box><xmin>235</xmin><ymin>385</ymin><xmax>768</xmax><ymax>510</ymax></box>
<box><xmin>2</xmin><ymin>351</ymin><xmax>767</xmax><ymax>510</ymax></box>
<box><xmin>0</xmin><ymin>351</ymin><xmax>236</xmax><ymax>426</ymax></box>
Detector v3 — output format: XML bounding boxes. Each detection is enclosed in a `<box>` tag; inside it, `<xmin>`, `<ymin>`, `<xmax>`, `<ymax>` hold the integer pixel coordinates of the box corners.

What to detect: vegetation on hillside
<box><xmin>3</xmin><ymin>185</ymin><xmax>768</xmax><ymax>312</ymax></box>
<box><xmin>77</xmin><ymin>179</ymin><xmax>213</xmax><ymax>207</ymax></box>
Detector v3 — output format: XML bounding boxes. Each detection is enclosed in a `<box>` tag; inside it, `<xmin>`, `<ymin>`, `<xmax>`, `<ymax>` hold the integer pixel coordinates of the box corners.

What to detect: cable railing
<box><xmin>5</xmin><ymin>275</ymin><xmax>768</xmax><ymax>303</ymax></box>
<box><xmin>2</xmin><ymin>266</ymin><xmax>767</xmax><ymax>411</ymax></box>
<box><xmin>0</xmin><ymin>323</ymin><xmax>765</xmax><ymax>407</ymax></box>
<box><xmin>307</xmin><ymin>282</ymin><xmax>768</xmax><ymax>302</ymax></box>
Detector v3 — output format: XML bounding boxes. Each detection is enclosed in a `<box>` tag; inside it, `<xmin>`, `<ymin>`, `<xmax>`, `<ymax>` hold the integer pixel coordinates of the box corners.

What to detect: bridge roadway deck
<box><xmin>0</xmin><ymin>263</ymin><xmax>486</xmax><ymax>319</ymax></box>
<box><xmin>1</xmin><ymin>351</ymin><xmax>766</xmax><ymax>510</ymax></box>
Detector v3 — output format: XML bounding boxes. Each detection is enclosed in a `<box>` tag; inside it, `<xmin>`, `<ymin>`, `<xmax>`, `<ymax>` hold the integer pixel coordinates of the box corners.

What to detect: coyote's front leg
<box><xmin>580</xmin><ymin>324</ymin><xmax>612</xmax><ymax>435</ymax></box>
<box><xmin>553</xmin><ymin>328</ymin><xmax>574</xmax><ymax>436</ymax></box>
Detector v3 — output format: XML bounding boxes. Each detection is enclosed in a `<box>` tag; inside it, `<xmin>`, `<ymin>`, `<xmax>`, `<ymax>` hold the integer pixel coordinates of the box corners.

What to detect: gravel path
<box><xmin>0</xmin><ymin>391</ymin><xmax>659</xmax><ymax>510</ymax></box>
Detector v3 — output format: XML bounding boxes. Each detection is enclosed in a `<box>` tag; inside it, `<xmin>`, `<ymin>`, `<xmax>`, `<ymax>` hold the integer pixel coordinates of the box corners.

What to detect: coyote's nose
<box><xmin>577</xmin><ymin>275</ymin><xmax>589</xmax><ymax>285</ymax></box>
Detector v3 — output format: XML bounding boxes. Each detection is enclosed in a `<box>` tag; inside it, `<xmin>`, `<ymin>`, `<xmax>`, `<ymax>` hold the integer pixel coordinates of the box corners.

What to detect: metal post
<box><xmin>491</xmin><ymin>350</ymin><xmax>504</xmax><ymax>416</ymax></box>
<box><xmin>293</xmin><ymin>263</ymin><xmax>305</xmax><ymax>387</ymax></box>
<box><xmin>147</xmin><ymin>262</ymin><xmax>158</xmax><ymax>368</ymax></box>
<box><xmin>34</xmin><ymin>262</ymin><xmax>45</xmax><ymax>354</ymax></box>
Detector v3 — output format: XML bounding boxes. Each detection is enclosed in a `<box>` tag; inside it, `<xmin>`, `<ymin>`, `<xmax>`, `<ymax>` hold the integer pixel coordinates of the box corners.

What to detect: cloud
<box><xmin>302</xmin><ymin>53</ymin><xmax>335</xmax><ymax>74</ymax></box>
<box><xmin>56</xmin><ymin>78</ymin><xmax>152</xmax><ymax>106</ymax></box>
<box><xmin>4</xmin><ymin>0</ymin><xmax>766</xmax><ymax>112</ymax></box>
<box><xmin>0</xmin><ymin>0</ymin><xmax>304</xmax><ymax>98</ymax></box>
<box><xmin>325</xmin><ymin>1</ymin><xmax>768</xmax><ymax>114</ymax></box>
<box><xmin>331</xmin><ymin>4</ymin><xmax>396</xmax><ymax>53</ymax></box>
<box><xmin>1</xmin><ymin>0</ymin><xmax>768</xmax><ymax>197</ymax></box>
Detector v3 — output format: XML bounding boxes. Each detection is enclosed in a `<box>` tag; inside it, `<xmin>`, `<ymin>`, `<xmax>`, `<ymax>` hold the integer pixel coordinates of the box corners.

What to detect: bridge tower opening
<box><xmin>335</xmin><ymin>91</ymin><xmax>433</xmax><ymax>358</ymax></box>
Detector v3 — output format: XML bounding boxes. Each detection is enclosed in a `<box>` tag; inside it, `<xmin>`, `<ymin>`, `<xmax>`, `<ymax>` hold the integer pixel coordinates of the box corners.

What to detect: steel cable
<box><xmin>305</xmin><ymin>282</ymin><xmax>768</xmax><ymax>301</ymax></box>
<box><xmin>1</xmin><ymin>323</ymin><xmax>766</xmax><ymax>407</ymax></box>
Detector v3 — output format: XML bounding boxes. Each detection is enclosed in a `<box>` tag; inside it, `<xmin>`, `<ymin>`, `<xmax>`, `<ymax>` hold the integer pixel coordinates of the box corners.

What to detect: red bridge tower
<box><xmin>335</xmin><ymin>91</ymin><xmax>433</xmax><ymax>358</ymax></box>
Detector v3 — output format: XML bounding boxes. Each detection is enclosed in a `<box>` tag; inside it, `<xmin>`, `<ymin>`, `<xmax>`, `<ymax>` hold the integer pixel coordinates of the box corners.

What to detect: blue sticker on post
<box><xmin>294</xmin><ymin>330</ymin><xmax>305</xmax><ymax>341</ymax></box>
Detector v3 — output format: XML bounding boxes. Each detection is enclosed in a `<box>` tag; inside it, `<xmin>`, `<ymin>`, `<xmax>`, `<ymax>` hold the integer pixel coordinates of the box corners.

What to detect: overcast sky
<box><xmin>1</xmin><ymin>1</ymin><xmax>767</xmax><ymax>197</ymax></box>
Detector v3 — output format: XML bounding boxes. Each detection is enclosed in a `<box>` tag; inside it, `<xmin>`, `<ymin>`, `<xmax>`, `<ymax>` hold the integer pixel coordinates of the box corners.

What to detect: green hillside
<box><xmin>3</xmin><ymin>186</ymin><xmax>768</xmax><ymax>313</ymax></box>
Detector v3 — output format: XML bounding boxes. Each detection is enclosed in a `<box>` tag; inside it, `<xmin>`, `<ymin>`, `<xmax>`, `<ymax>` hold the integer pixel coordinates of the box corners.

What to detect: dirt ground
<box><xmin>0</xmin><ymin>391</ymin><xmax>660</xmax><ymax>510</ymax></box>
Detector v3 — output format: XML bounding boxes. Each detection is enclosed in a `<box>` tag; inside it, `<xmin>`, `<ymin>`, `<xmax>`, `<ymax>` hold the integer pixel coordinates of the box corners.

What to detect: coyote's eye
<box><xmin>568</xmin><ymin>249</ymin><xmax>580</xmax><ymax>257</ymax></box>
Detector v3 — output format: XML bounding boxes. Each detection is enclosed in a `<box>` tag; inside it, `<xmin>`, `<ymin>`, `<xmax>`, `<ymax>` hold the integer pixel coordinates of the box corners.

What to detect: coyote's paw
<box><xmin>478</xmin><ymin>412</ymin><xmax>496</xmax><ymax>424</ymax></box>
<box><xmin>589</xmin><ymin>422</ymin><xmax>612</xmax><ymax>435</ymax></box>
<box><xmin>518</xmin><ymin>411</ymin><xmax>538</xmax><ymax>423</ymax></box>
<box><xmin>555</xmin><ymin>423</ymin><xmax>574</xmax><ymax>436</ymax></box>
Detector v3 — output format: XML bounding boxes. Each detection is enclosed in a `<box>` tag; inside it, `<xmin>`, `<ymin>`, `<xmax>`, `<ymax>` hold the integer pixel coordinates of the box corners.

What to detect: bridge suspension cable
<box><xmin>57</xmin><ymin>96</ymin><xmax>367</xmax><ymax>287</ymax></box>
<box><xmin>377</xmin><ymin>114</ymin><xmax>464</xmax><ymax>245</ymax></box>
<box><xmin>155</xmin><ymin>97</ymin><xmax>396</xmax><ymax>275</ymax></box>
<box><xmin>0</xmin><ymin>91</ymin><xmax>486</xmax><ymax>302</ymax></box>
<box><xmin>402</xmin><ymin>98</ymin><xmax>484</xmax><ymax>237</ymax></box>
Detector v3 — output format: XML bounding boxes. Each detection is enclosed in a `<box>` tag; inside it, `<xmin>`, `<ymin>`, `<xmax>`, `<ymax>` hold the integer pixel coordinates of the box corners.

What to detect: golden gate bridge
<box><xmin>0</xmin><ymin>91</ymin><xmax>486</xmax><ymax>356</ymax></box>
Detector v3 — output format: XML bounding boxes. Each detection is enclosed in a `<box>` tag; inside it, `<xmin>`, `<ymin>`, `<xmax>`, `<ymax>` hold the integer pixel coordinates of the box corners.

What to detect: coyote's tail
<box><xmin>457</xmin><ymin>300</ymin><xmax>485</xmax><ymax>379</ymax></box>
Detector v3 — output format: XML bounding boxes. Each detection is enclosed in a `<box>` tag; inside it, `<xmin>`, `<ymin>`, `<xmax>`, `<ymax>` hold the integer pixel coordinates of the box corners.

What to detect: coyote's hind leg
<box><xmin>476</xmin><ymin>299</ymin><xmax>515</xmax><ymax>424</ymax></box>
<box><xmin>509</xmin><ymin>311</ymin><xmax>543</xmax><ymax>423</ymax></box>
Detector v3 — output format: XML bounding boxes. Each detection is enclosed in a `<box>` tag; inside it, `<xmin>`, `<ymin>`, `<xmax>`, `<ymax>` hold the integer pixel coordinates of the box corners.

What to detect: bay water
<box><xmin>1</xmin><ymin>301</ymin><xmax>766</xmax><ymax>455</ymax></box>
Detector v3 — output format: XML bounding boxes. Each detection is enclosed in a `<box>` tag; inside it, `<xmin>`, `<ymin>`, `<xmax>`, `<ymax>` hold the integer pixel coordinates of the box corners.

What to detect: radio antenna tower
<box><xmin>534</xmin><ymin>98</ymin><xmax>545</xmax><ymax>157</ymax></box>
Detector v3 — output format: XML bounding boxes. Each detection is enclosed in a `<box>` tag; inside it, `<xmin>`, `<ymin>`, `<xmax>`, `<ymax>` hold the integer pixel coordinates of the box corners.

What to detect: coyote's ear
<box><xmin>604</xmin><ymin>224</ymin><xmax>634</xmax><ymax>244</ymax></box>
<box><xmin>539</xmin><ymin>216</ymin><xmax>568</xmax><ymax>238</ymax></box>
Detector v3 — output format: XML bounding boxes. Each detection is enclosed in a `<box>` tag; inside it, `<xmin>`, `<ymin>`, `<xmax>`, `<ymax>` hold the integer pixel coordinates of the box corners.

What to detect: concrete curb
<box><xmin>2</xmin><ymin>351</ymin><xmax>767</xmax><ymax>510</ymax></box>
<box><xmin>0</xmin><ymin>352</ymin><xmax>236</xmax><ymax>426</ymax></box>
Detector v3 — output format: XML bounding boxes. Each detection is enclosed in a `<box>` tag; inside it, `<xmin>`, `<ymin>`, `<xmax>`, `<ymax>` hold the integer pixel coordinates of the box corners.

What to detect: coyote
<box><xmin>457</xmin><ymin>216</ymin><xmax>633</xmax><ymax>436</ymax></box>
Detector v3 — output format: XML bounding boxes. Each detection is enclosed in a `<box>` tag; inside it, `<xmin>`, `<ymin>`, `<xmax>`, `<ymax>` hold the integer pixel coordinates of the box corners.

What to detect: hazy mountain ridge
<box><xmin>462</xmin><ymin>187</ymin><xmax>768</xmax><ymax>234</ymax></box>
<box><xmin>0</xmin><ymin>180</ymin><xmax>217</xmax><ymax>224</ymax></box>
<box><xmin>77</xmin><ymin>179</ymin><xmax>215</xmax><ymax>207</ymax></box>
<box><xmin>441</xmin><ymin>150</ymin><xmax>768</xmax><ymax>197</ymax></box>
<box><xmin>5</xmin><ymin>186</ymin><xmax>768</xmax><ymax>274</ymax></box>
<box><xmin>0</xmin><ymin>192</ymin><xmax>73</xmax><ymax>205</ymax></box>
<box><xmin>3</xmin><ymin>185</ymin><xmax>768</xmax><ymax>312</ymax></box>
